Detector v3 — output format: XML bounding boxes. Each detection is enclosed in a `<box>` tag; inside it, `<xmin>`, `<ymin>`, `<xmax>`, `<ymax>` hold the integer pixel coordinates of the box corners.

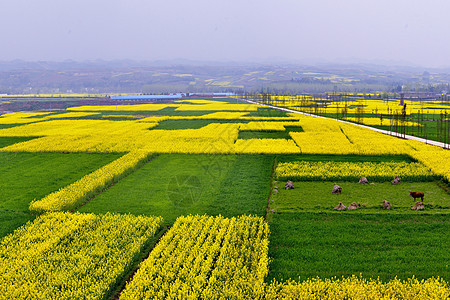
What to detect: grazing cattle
<box><xmin>334</xmin><ymin>202</ymin><xmax>346</xmax><ymax>210</ymax></box>
<box><xmin>409</xmin><ymin>191</ymin><xmax>424</xmax><ymax>201</ymax></box>
<box><xmin>392</xmin><ymin>176</ymin><xmax>401</xmax><ymax>185</ymax></box>
<box><xmin>331</xmin><ymin>183</ymin><xmax>342</xmax><ymax>194</ymax></box>
<box><xmin>411</xmin><ymin>201</ymin><xmax>425</xmax><ymax>210</ymax></box>
<box><xmin>382</xmin><ymin>200</ymin><xmax>391</xmax><ymax>210</ymax></box>
<box><xmin>347</xmin><ymin>202</ymin><xmax>360</xmax><ymax>210</ymax></box>
<box><xmin>285</xmin><ymin>180</ymin><xmax>295</xmax><ymax>190</ymax></box>
<box><xmin>359</xmin><ymin>177</ymin><xmax>368</xmax><ymax>184</ymax></box>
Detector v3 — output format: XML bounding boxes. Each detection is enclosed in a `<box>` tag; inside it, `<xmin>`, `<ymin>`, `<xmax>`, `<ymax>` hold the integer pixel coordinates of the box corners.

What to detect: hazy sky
<box><xmin>1</xmin><ymin>0</ymin><xmax>450</xmax><ymax>67</ymax></box>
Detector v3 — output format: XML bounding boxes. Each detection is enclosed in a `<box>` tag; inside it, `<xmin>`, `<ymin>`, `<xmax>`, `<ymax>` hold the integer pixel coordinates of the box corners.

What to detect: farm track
<box><xmin>242</xmin><ymin>99</ymin><xmax>450</xmax><ymax>149</ymax></box>
<box><xmin>111</xmin><ymin>225</ymin><xmax>170</xmax><ymax>300</ymax></box>
<box><xmin>265</xmin><ymin>155</ymin><xmax>277</xmax><ymax>221</ymax></box>
<box><xmin>437</xmin><ymin>179</ymin><xmax>450</xmax><ymax>194</ymax></box>
<box><xmin>72</xmin><ymin>154</ymin><xmax>160</xmax><ymax>212</ymax></box>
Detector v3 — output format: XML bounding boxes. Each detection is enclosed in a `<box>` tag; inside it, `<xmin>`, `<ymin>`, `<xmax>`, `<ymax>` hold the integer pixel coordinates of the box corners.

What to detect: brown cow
<box><xmin>409</xmin><ymin>191</ymin><xmax>424</xmax><ymax>201</ymax></box>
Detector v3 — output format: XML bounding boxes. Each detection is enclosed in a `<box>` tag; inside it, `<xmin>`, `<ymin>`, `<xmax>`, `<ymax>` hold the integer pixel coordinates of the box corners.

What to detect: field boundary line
<box><xmin>72</xmin><ymin>154</ymin><xmax>159</xmax><ymax>212</ymax></box>
<box><xmin>111</xmin><ymin>225</ymin><xmax>170</xmax><ymax>300</ymax></box>
<box><xmin>264</xmin><ymin>155</ymin><xmax>277</xmax><ymax>220</ymax></box>
<box><xmin>241</xmin><ymin>98</ymin><xmax>450</xmax><ymax>149</ymax></box>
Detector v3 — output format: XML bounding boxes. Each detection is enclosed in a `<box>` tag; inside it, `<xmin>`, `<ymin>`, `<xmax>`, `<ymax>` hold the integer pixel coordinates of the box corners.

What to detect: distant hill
<box><xmin>0</xmin><ymin>60</ymin><xmax>449</xmax><ymax>94</ymax></box>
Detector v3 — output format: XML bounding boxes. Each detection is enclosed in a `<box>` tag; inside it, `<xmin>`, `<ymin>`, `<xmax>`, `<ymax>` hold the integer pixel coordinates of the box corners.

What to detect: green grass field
<box><xmin>0</xmin><ymin>124</ymin><xmax>23</xmax><ymax>129</ymax></box>
<box><xmin>152</xmin><ymin>119</ymin><xmax>248</xmax><ymax>130</ymax></box>
<box><xmin>0</xmin><ymin>211</ymin><xmax>35</xmax><ymax>239</ymax></box>
<box><xmin>0</xmin><ymin>137</ymin><xmax>37</xmax><ymax>148</ymax></box>
<box><xmin>157</xmin><ymin>105</ymin><xmax>290</xmax><ymax>118</ymax></box>
<box><xmin>245</xmin><ymin>107</ymin><xmax>290</xmax><ymax>117</ymax></box>
<box><xmin>238</xmin><ymin>126</ymin><xmax>304</xmax><ymax>140</ymax></box>
<box><xmin>79</xmin><ymin>154</ymin><xmax>274</xmax><ymax>224</ymax></box>
<box><xmin>62</xmin><ymin>107</ymin><xmax>210</xmax><ymax>117</ymax></box>
<box><xmin>0</xmin><ymin>152</ymin><xmax>121</xmax><ymax>238</ymax></box>
<box><xmin>267</xmin><ymin>150</ymin><xmax>450</xmax><ymax>282</ymax></box>
<box><xmin>268</xmin><ymin>153</ymin><xmax>450</xmax><ymax>282</ymax></box>
<box><xmin>0</xmin><ymin>152</ymin><xmax>122</xmax><ymax>212</ymax></box>
<box><xmin>271</xmin><ymin>181</ymin><xmax>450</xmax><ymax>213</ymax></box>
<box><xmin>154</xmin><ymin>107</ymin><xmax>212</xmax><ymax>116</ymax></box>
<box><xmin>267</xmin><ymin>212</ymin><xmax>450</xmax><ymax>282</ymax></box>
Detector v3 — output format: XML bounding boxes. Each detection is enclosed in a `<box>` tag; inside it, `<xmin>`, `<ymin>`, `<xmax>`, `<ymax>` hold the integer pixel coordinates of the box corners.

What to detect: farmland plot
<box><xmin>0</xmin><ymin>98</ymin><xmax>449</xmax><ymax>299</ymax></box>
<box><xmin>0</xmin><ymin>152</ymin><xmax>121</xmax><ymax>238</ymax></box>
<box><xmin>79</xmin><ymin>154</ymin><xmax>273</xmax><ymax>223</ymax></box>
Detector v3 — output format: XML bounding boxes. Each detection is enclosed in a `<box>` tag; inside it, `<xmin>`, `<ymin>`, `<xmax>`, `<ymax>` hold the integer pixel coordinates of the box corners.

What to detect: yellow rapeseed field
<box><xmin>0</xmin><ymin>112</ymin><xmax>50</xmax><ymax>124</ymax></box>
<box><xmin>0</xmin><ymin>103</ymin><xmax>448</xmax><ymax>180</ymax></box>
<box><xmin>1</xmin><ymin>98</ymin><xmax>449</xmax><ymax>299</ymax></box>
<box><xmin>264</xmin><ymin>94</ymin><xmax>449</xmax><ymax>117</ymax></box>
<box><xmin>275</xmin><ymin>161</ymin><xmax>435</xmax><ymax>181</ymax></box>
<box><xmin>234</xmin><ymin>139</ymin><xmax>300</xmax><ymax>154</ymax></box>
<box><xmin>120</xmin><ymin>215</ymin><xmax>269</xmax><ymax>299</ymax></box>
<box><xmin>265</xmin><ymin>276</ymin><xmax>450</xmax><ymax>300</ymax></box>
<box><xmin>175</xmin><ymin>103</ymin><xmax>260</xmax><ymax>111</ymax></box>
<box><xmin>68</xmin><ymin>104</ymin><xmax>179</xmax><ymax>111</ymax></box>
<box><xmin>170</xmin><ymin>111</ymin><xmax>299</xmax><ymax>121</ymax></box>
<box><xmin>0</xmin><ymin>212</ymin><xmax>163</xmax><ymax>300</ymax></box>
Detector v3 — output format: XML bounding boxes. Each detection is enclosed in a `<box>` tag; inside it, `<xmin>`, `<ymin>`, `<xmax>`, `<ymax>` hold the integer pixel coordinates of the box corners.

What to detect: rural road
<box><xmin>241</xmin><ymin>98</ymin><xmax>450</xmax><ymax>150</ymax></box>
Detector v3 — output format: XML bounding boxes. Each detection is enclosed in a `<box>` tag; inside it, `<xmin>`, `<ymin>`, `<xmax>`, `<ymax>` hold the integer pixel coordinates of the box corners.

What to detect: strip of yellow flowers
<box><xmin>102</xmin><ymin>114</ymin><xmax>139</xmax><ymax>119</ymax></box>
<box><xmin>175</xmin><ymin>103</ymin><xmax>260</xmax><ymax>111</ymax></box>
<box><xmin>171</xmin><ymin>111</ymin><xmax>250</xmax><ymax>119</ymax></box>
<box><xmin>407</xmin><ymin>140</ymin><xmax>450</xmax><ymax>182</ymax></box>
<box><xmin>119</xmin><ymin>215</ymin><xmax>269</xmax><ymax>300</ymax></box>
<box><xmin>235</xmin><ymin>139</ymin><xmax>300</xmax><ymax>154</ymax></box>
<box><xmin>275</xmin><ymin>161</ymin><xmax>435</xmax><ymax>182</ymax></box>
<box><xmin>265</xmin><ymin>276</ymin><xmax>449</xmax><ymax>300</ymax></box>
<box><xmin>29</xmin><ymin>150</ymin><xmax>153</xmax><ymax>213</ymax></box>
<box><xmin>68</xmin><ymin>104</ymin><xmax>179</xmax><ymax>111</ymax></box>
<box><xmin>291</xmin><ymin>117</ymin><xmax>416</xmax><ymax>155</ymax></box>
<box><xmin>0</xmin><ymin>111</ymin><xmax>100</xmax><ymax>125</ymax></box>
<box><xmin>0</xmin><ymin>112</ymin><xmax>50</xmax><ymax>124</ymax></box>
<box><xmin>0</xmin><ymin>119</ymin><xmax>156</xmax><ymax>137</ymax></box>
<box><xmin>169</xmin><ymin>111</ymin><xmax>299</xmax><ymax>121</ymax></box>
<box><xmin>68</xmin><ymin>102</ymin><xmax>261</xmax><ymax>112</ymax></box>
<box><xmin>0</xmin><ymin>212</ymin><xmax>163</xmax><ymax>300</ymax></box>
<box><xmin>45</xmin><ymin>112</ymin><xmax>100</xmax><ymax>119</ymax></box>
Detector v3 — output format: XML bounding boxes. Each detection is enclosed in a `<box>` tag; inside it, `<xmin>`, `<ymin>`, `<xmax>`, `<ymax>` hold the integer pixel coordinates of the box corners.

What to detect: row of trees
<box><xmin>243</xmin><ymin>92</ymin><xmax>449</xmax><ymax>148</ymax></box>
